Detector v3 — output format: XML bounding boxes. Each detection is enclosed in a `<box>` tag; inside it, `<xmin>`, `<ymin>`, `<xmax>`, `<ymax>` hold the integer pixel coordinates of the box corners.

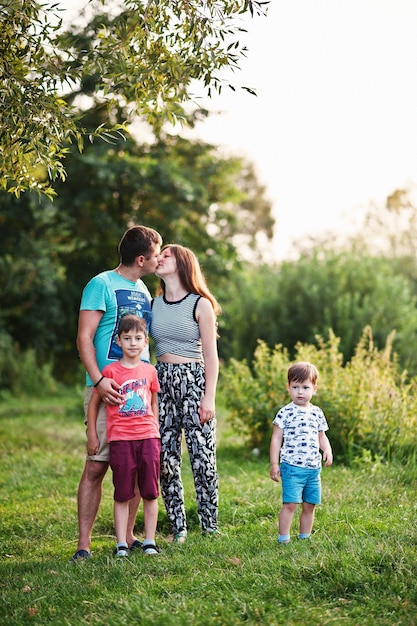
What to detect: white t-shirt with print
<box><xmin>273</xmin><ymin>402</ymin><xmax>329</xmax><ymax>469</ymax></box>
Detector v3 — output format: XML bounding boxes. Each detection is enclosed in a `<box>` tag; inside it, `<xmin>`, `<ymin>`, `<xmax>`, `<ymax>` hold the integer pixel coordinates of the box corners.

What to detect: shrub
<box><xmin>0</xmin><ymin>340</ymin><xmax>57</xmax><ymax>397</ymax></box>
<box><xmin>221</xmin><ymin>327</ymin><xmax>417</xmax><ymax>464</ymax></box>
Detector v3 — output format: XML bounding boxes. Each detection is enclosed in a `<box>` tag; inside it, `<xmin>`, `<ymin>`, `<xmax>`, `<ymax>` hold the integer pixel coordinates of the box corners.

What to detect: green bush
<box><xmin>221</xmin><ymin>327</ymin><xmax>417</xmax><ymax>464</ymax></box>
<box><xmin>0</xmin><ymin>341</ymin><xmax>57</xmax><ymax>397</ymax></box>
<box><xmin>220</xmin><ymin>250</ymin><xmax>417</xmax><ymax>376</ymax></box>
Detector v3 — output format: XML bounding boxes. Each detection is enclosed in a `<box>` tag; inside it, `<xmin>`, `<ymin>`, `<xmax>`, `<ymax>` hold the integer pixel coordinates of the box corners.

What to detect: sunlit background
<box><xmin>59</xmin><ymin>0</ymin><xmax>417</xmax><ymax>260</ymax></box>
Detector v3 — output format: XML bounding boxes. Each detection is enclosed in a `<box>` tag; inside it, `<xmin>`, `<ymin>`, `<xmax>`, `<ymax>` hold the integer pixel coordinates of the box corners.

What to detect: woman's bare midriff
<box><xmin>157</xmin><ymin>353</ymin><xmax>201</xmax><ymax>364</ymax></box>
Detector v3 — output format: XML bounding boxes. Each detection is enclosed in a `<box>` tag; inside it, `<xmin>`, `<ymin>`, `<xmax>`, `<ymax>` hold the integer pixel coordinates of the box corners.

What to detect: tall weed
<box><xmin>221</xmin><ymin>326</ymin><xmax>417</xmax><ymax>463</ymax></box>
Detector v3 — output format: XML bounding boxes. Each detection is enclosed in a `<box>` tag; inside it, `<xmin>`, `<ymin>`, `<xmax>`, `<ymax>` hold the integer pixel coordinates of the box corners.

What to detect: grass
<box><xmin>1</xmin><ymin>389</ymin><xmax>417</xmax><ymax>625</ymax></box>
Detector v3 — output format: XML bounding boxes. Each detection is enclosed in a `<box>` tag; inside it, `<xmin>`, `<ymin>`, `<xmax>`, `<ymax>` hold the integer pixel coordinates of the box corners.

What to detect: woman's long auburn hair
<box><xmin>157</xmin><ymin>244</ymin><xmax>222</xmax><ymax>316</ymax></box>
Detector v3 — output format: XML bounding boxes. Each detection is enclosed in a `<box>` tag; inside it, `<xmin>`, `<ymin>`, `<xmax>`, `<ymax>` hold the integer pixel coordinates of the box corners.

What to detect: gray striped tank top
<box><xmin>150</xmin><ymin>293</ymin><xmax>203</xmax><ymax>360</ymax></box>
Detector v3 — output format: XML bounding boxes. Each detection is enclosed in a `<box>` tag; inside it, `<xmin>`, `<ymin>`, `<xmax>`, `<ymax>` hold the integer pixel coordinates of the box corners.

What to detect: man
<box><xmin>71</xmin><ymin>225</ymin><xmax>162</xmax><ymax>562</ymax></box>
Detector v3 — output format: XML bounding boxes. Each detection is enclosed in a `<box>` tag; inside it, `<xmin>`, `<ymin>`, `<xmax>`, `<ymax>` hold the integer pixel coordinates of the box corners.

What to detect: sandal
<box><xmin>115</xmin><ymin>543</ymin><xmax>129</xmax><ymax>557</ymax></box>
<box><xmin>174</xmin><ymin>531</ymin><xmax>187</xmax><ymax>544</ymax></box>
<box><xmin>142</xmin><ymin>542</ymin><xmax>160</xmax><ymax>556</ymax></box>
<box><xmin>202</xmin><ymin>529</ymin><xmax>221</xmax><ymax>538</ymax></box>
<box><xmin>70</xmin><ymin>549</ymin><xmax>91</xmax><ymax>562</ymax></box>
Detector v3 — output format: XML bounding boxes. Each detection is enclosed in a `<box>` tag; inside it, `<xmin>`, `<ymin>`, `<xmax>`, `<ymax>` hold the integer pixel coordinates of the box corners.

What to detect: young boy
<box><xmin>87</xmin><ymin>314</ymin><xmax>161</xmax><ymax>556</ymax></box>
<box><xmin>269</xmin><ymin>361</ymin><xmax>333</xmax><ymax>544</ymax></box>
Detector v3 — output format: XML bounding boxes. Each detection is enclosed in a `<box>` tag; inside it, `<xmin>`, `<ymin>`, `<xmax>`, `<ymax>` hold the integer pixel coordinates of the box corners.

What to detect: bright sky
<box><xmin>59</xmin><ymin>1</ymin><xmax>417</xmax><ymax>261</ymax></box>
<box><xmin>185</xmin><ymin>0</ymin><xmax>417</xmax><ymax>260</ymax></box>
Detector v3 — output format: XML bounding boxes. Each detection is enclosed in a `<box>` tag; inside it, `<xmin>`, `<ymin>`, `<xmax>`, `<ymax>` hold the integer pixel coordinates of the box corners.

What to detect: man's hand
<box><xmin>95</xmin><ymin>377</ymin><xmax>124</xmax><ymax>406</ymax></box>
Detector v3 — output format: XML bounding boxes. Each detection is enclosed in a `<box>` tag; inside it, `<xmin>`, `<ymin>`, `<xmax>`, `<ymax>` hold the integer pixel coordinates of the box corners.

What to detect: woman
<box><xmin>150</xmin><ymin>244</ymin><xmax>221</xmax><ymax>543</ymax></box>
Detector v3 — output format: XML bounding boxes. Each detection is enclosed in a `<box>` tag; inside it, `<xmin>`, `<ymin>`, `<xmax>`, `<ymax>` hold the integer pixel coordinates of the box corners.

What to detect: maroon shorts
<box><xmin>109</xmin><ymin>438</ymin><xmax>161</xmax><ymax>502</ymax></box>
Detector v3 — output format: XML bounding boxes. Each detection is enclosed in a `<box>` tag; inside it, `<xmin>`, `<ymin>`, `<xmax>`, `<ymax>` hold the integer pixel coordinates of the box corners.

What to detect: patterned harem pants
<box><xmin>156</xmin><ymin>361</ymin><xmax>219</xmax><ymax>535</ymax></box>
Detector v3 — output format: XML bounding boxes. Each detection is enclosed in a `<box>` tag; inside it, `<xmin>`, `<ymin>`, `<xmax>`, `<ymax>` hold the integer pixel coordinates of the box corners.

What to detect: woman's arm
<box><xmin>197</xmin><ymin>297</ymin><xmax>219</xmax><ymax>423</ymax></box>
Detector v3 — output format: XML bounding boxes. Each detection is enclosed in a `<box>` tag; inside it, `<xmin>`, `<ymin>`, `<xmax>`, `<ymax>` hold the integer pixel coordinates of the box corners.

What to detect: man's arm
<box><xmin>77</xmin><ymin>309</ymin><xmax>123</xmax><ymax>404</ymax></box>
<box><xmin>77</xmin><ymin>310</ymin><xmax>103</xmax><ymax>386</ymax></box>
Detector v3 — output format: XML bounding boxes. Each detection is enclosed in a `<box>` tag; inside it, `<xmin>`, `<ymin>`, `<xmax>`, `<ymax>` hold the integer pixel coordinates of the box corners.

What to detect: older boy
<box><xmin>87</xmin><ymin>315</ymin><xmax>161</xmax><ymax>556</ymax></box>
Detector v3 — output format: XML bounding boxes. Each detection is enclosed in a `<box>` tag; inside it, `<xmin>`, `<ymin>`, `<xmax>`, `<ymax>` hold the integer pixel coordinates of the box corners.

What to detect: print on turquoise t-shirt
<box><xmin>80</xmin><ymin>271</ymin><xmax>152</xmax><ymax>386</ymax></box>
<box><xmin>107</xmin><ymin>289</ymin><xmax>152</xmax><ymax>361</ymax></box>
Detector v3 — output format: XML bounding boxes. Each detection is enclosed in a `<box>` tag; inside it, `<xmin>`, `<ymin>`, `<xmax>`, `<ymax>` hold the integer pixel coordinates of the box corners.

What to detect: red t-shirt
<box><xmin>101</xmin><ymin>361</ymin><xmax>160</xmax><ymax>442</ymax></box>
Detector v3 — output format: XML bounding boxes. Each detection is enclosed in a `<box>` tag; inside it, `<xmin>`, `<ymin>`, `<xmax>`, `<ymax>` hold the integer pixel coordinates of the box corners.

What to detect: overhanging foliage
<box><xmin>0</xmin><ymin>0</ymin><xmax>268</xmax><ymax>197</ymax></box>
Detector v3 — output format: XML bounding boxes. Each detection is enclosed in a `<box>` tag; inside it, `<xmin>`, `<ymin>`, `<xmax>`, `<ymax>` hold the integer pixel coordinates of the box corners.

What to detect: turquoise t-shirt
<box><xmin>80</xmin><ymin>270</ymin><xmax>152</xmax><ymax>386</ymax></box>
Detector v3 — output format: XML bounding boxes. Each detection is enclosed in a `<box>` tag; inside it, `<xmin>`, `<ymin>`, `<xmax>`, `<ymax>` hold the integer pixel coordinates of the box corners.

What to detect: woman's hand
<box><xmin>199</xmin><ymin>395</ymin><xmax>216</xmax><ymax>423</ymax></box>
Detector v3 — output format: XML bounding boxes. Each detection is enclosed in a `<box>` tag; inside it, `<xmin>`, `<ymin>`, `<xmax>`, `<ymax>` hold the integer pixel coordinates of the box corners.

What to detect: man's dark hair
<box><xmin>118</xmin><ymin>226</ymin><xmax>162</xmax><ymax>266</ymax></box>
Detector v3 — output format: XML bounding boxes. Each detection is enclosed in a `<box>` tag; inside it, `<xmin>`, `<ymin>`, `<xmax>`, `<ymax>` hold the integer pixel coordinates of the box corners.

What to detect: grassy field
<box><xmin>1</xmin><ymin>389</ymin><xmax>417</xmax><ymax>625</ymax></box>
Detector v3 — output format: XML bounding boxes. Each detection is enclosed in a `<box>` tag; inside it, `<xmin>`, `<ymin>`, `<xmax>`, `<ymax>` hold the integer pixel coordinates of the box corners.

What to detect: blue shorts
<box><xmin>280</xmin><ymin>462</ymin><xmax>321</xmax><ymax>505</ymax></box>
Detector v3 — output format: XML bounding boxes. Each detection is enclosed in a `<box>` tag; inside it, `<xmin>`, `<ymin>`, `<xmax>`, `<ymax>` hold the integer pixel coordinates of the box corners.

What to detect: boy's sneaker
<box><xmin>116</xmin><ymin>548</ymin><xmax>129</xmax><ymax>557</ymax></box>
<box><xmin>115</xmin><ymin>543</ymin><xmax>129</xmax><ymax>557</ymax></box>
<box><xmin>142</xmin><ymin>542</ymin><xmax>160</xmax><ymax>556</ymax></box>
